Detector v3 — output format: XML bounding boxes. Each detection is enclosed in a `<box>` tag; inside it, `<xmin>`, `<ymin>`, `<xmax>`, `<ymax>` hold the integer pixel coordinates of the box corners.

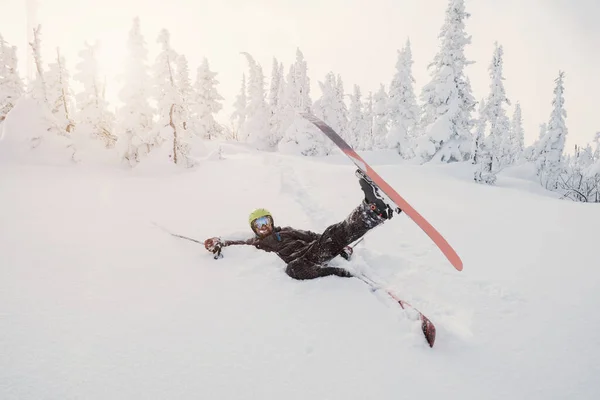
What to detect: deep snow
<box><xmin>1</xmin><ymin>120</ymin><xmax>600</xmax><ymax>399</ymax></box>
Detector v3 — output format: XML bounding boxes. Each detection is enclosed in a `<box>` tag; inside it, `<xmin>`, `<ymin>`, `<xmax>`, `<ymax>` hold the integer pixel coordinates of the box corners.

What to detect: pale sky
<box><xmin>1</xmin><ymin>0</ymin><xmax>598</xmax><ymax>150</ymax></box>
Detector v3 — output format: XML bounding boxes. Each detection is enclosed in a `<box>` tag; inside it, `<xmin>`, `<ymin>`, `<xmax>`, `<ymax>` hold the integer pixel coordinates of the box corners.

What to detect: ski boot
<box><xmin>356</xmin><ymin>169</ymin><xmax>401</xmax><ymax>220</ymax></box>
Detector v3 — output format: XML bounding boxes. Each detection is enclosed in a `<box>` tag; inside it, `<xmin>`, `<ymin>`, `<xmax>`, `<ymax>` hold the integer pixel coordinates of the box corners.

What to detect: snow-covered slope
<box><xmin>1</xmin><ymin>137</ymin><xmax>599</xmax><ymax>399</ymax></box>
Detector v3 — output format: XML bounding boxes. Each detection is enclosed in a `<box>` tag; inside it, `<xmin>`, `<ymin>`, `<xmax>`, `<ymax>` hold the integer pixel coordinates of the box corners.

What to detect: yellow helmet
<box><xmin>248</xmin><ymin>208</ymin><xmax>274</xmax><ymax>234</ymax></box>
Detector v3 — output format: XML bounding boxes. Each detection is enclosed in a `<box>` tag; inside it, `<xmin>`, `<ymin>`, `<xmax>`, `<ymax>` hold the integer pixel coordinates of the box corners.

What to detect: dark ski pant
<box><xmin>285</xmin><ymin>203</ymin><xmax>384</xmax><ymax>280</ymax></box>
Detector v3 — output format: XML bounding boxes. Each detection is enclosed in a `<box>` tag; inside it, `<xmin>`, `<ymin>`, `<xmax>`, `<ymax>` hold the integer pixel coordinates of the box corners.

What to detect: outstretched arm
<box><xmin>204</xmin><ymin>234</ymin><xmax>258</xmax><ymax>254</ymax></box>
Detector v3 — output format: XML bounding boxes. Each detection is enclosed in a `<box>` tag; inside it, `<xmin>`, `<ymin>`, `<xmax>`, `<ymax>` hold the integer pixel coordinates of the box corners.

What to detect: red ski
<box><xmin>300</xmin><ymin>112</ymin><xmax>463</xmax><ymax>272</ymax></box>
<box><xmin>357</xmin><ymin>274</ymin><xmax>436</xmax><ymax>348</ymax></box>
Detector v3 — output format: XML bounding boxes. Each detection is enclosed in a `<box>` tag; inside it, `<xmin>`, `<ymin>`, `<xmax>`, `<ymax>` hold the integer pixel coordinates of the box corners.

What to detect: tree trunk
<box><xmin>170</xmin><ymin>103</ymin><xmax>178</xmax><ymax>164</ymax></box>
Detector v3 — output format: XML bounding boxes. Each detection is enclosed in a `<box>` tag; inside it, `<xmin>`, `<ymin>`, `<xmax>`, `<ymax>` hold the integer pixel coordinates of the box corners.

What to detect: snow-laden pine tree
<box><xmin>372</xmin><ymin>84</ymin><xmax>389</xmax><ymax>149</ymax></box>
<box><xmin>335</xmin><ymin>74</ymin><xmax>349</xmax><ymax>141</ymax></box>
<box><xmin>472</xmin><ymin>98</ymin><xmax>496</xmax><ymax>184</ymax></box>
<box><xmin>117</xmin><ymin>17</ymin><xmax>155</xmax><ymax>167</ymax></box>
<box><xmin>387</xmin><ymin>39</ymin><xmax>420</xmax><ymax>158</ymax></box>
<box><xmin>73</xmin><ymin>41</ymin><xmax>116</xmax><ymax>150</ymax></box>
<box><xmin>191</xmin><ymin>57</ymin><xmax>223</xmax><ymax>140</ymax></box>
<box><xmin>0</xmin><ymin>35</ymin><xmax>24</xmax><ymax>121</ymax></box>
<box><xmin>279</xmin><ymin>70</ymin><xmax>335</xmax><ymax>156</ymax></box>
<box><xmin>45</xmin><ymin>47</ymin><xmax>75</xmax><ymax>134</ymax></box>
<box><xmin>525</xmin><ymin>122</ymin><xmax>548</xmax><ymax>161</ymax></box>
<box><xmin>277</xmin><ymin>49</ymin><xmax>317</xmax><ymax>152</ymax></box>
<box><xmin>536</xmin><ymin>71</ymin><xmax>568</xmax><ymax>189</ymax></box>
<box><xmin>310</xmin><ymin>72</ymin><xmax>346</xmax><ymax>149</ymax></box>
<box><xmin>484</xmin><ymin>42</ymin><xmax>511</xmax><ymax>171</ymax></box>
<box><xmin>363</xmin><ymin>91</ymin><xmax>374</xmax><ymax>150</ymax></box>
<box><xmin>509</xmin><ymin>102</ymin><xmax>525</xmax><ymax>164</ymax></box>
<box><xmin>348</xmin><ymin>84</ymin><xmax>369</xmax><ymax>150</ymax></box>
<box><xmin>583</xmin><ymin>132</ymin><xmax>600</xmax><ymax>202</ymax></box>
<box><xmin>471</xmin><ymin>98</ymin><xmax>486</xmax><ymax>164</ymax></box>
<box><xmin>28</xmin><ymin>25</ymin><xmax>48</xmax><ymax>103</ymax></box>
<box><xmin>415</xmin><ymin>0</ymin><xmax>476</xmax><ymax>163</ymax></box>
<box><xmin>174</xmin><ymin>54</ymin><xmax>193</xmax><ymax>132</ymax></box>
<box><xmin>239</xmin><ymin>53</ymin><xmax>270</xmax><ymax>150</ymax></box>
<box><xmin>559</xmin><ymin>139</ymin><xmax>598</xmax><ymax>203</ymax></box>
<box><xmin>267</xmin><ymin>58</ymin><xmax>284</xmax><ymax>146</ymax></box>
<box><xmin>280</xmin><ymin>48</ymin><xmax>312</xmax><ymax>118</ymax></box>
<box><xmin>152</xmin><ymin>29</ymin><xmax>192</xmax><ymax>166</ymax></box>
<box><xmin>230</xmin><ymin>73</ymin><xmax>247</xmax><ymax>141</ymax></box>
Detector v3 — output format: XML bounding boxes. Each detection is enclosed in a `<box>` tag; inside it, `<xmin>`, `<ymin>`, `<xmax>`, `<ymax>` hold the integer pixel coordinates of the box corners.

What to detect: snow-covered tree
<box><xmin>334</xmin><ymin>74</ymin><xmax>349</xmax><ymax>141</ymax></box>
<box><xmin>73</xmin><ymin>41</ymin><xmax>115</xmax><ymax>148</ymax></box>
<box><xmin>279</xmin><ymin>70</ymin><xmax>335</xmax><ymax>156</ymax></box>
<box><xmin>174</xmin><ymin>54</ymin><xmax>193</xmax><ymax>131</ymax></box>
<box><xmin>267</xmin><ymin>58</ymin><xmax>284</xmax><ymax>146</ymax></box>
<box><xmin>45</xmin><ymin>47</ymin><xmax>75</xmax><ymax>134</ymax></box>
<box><xmin>509</xmin><ymin>102</ymin><xmax>525</xmax><ymax>164</ymax></box>
<box><xmin>312</xmin><ymin>72</ymin><xmax>346</xmax><ymax>142</ymax></box>
<box><xmin>387</xmin><ymin>39</ymin><xmax>420</xmax><ymax>158</ymax></box>
<box><xmin>582</xmin><ymin>132</ymin><xmax>600</xmax><ymax>202</ymax></box>
<box><xmin>372</xmin><ymin>84</ymin><xmax>389</xmax><ymax>149</ymax></box>
<box><xmin>536</xmin><ymin>71</ymin><xmax>568</xmax><ymax>189</ymax></box>
<box><xmin>363</xmin><ymin>91</ymin><xmax>374</xmax><ymax>150</ymax></box>
<box><xmin>116</xmin><ymin>16</ymin><xmax>155</xmax><ymax>167</ymax></box>
<box><xmin>471</xmin><ymin>98</ymin><xmax>486</xmax><ymax>164</ymax></box>
<box><xmin>525</xmin><ymin>122</ymin><xmax>547</xmax><ymax>161</ymax></box>
<box><xmin>191</xmin><ymin>57</ymin><xmax>223</xmax><ymax>140</ymax></box>
<box><xmin>283</xmin><ymin>48</ymin><xmax>312</xmax><ymax>114</ymax></box>
<box><xmin>277</xmin><ymin>48</ymin><xmax>313</xmax><ymax>143</ymax></box>
<box><xmin>28</xmin><ymin>25</ymin><xmax>47</xmax><ymax>103</ymax></box>
<box><xmin>416</xmin><ymin>0</ymin><xmax>476</xmax><ymax>163</ymax></box>
<box><xmin>484</xmin><ymin>42</ymin><xmax>511</xmax><ymax>171</ymax></box>
<box><xmin>348</xmin><ymin>84</ymin><xmax>369</xmax><ymax>149</ymax></box>
<box><xmin>230</xmin><ymin>73</ymin><xmax>247</xmax><ymax>141</ymax></box>
<box><xmin>240</xmin><ymin>52</ymin><xmax>270</xmax><ymax>150</ymax></box>
<box><xmin>473</xmin><ymin>98</ymin><xmax>496</xmax><ymax>184</ymax></box>
<box><xmin>152</xmin><ymin>29</ymin><xmax>192</xmax><ymax>166</ymax></box>
<box><xmin>0</xmin><ymin>35</ymin><xmax>24</xmax><ymax>121</ymax></box>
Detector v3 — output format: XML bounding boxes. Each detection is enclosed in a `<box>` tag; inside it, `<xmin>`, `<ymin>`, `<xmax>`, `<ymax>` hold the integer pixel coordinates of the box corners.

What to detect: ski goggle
<box><xmin>252</xmin><ymin>216</ymin><xmax>272</xmax><ymax>229</ymax></box>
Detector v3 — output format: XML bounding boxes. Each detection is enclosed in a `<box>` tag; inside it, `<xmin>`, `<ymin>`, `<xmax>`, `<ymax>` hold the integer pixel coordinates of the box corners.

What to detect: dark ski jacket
<box><xmin>222</xmin><ymin>226</ymin><xmax>320</xmax><ymax>264</ymax></box>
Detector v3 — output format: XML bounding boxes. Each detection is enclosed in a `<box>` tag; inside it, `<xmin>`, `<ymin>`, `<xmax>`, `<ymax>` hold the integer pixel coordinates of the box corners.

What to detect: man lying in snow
<box><xmin>204</xmin><ymin>170</ymin><xmax>401</xmax><ymax>280</ymax></box>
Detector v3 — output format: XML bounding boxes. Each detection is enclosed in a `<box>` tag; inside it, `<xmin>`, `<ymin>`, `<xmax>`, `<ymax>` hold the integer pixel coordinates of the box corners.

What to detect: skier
<box><xmin>204</xmin><ymin>170</ymin><xmax>400</xmax><ymax>280</ymax></box>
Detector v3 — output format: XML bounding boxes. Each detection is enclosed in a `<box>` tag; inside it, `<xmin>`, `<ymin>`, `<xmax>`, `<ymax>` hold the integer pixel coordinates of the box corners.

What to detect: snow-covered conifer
<box><xmin>473</xmin><ymin>98</ymin><xmax>496</xmax><ymax>184</ymax></box>
<box><xmin>472</xmin><ymin>99</ymin><xmax>486</xmax><ymax>164</ymax></box>
<box><xmin>536</xmin><ymin>71</ymin><xmax>568</xmax><ymax>189</ymax></box>
<box><xmin>0</xmin><ymin>35</ymin><xmax>24</xmax><ymax>121</ymax></box>
<box><xmin>484</xmin><ymin>42</ymin><xmax>511</xmax><ymax>171</ymax></box>
<box><xmin>279</xmin><ymin>71</ymin><xmax>333</xmax><ymax>156</ymax></box>
<box><xmin>277</xmin><ymin>49</ymin><xmax>313</xmax><ymax>142</ymax></box>
<box><xmin>416</xmin><ymin>0</ymin><xmax>476</xmax><ymax>163</ymax></box>
<box><xmin>45</xmin><ymin>47</ymin><xmax>75</xmax><ymax>134</ymax></box>
<box><xmin>152</xmin><ymin>29</ymin><xmax>192</xmax><ymax>166</ymax></box>
<box><xmin>230</xmin><ymin>73</ymin><xmax>247</xmax><ymax>141</ymax></box>
<box><xmin>28</xmin><ymin>25</ymin><xmax>48</xmax><ymax>103</ymax></box>
<box><xmin>73</xmin><ymin>41</ymin><xmax>116</xmax><ymax>149</ymax></box>
<box><xmin>387</xmin><ymin>39</ymin><xmax>419</xmax><ymax>158</ymax></box>
<box><xmin>240</xmin><ymin>52</ymin><xmax>270</xmax><ymax>150</ymax></box>
<box><xmin>372</xmin><ymin>84</ymin><xmax>389</xmax><ymax>149</ymax></box>
<box><xmin>363</xmin><ymin>91</ymin><xmax>374</xmax><ymax>150</ymax></box>
<box><xmin>267</xmin><ymin>58</ymin><xmax>284</xmax><ymax>146</ymax></box>
<box><xmin>583</xmin><ymin>132</ymin><xmax>600</xmax><ymax>202</ymax></box>
<box><xmin>334</xmin><ymin>74</ymin><xmax>348</xmax><ymax>140</ymax></box>
<box><xmin>174</xmin><ymin>54</ymin><xmax>192</xmax><ymax>131</ymax></box>
<box><xmin>191</xmin><ymin>57</ymin><xmax>223</xmax><ymax>140</ymax></box>
<box><xmin>348</xmin><ymin>85</ymin><xmax>367</xmax><ymax>149</ymax></box>
<box><xmin>509</xmin><ymin>102</ymin><xmax>525</xmax><ymax>164</ymax></box>
<box><xmin>117</xmin><ymin>17</ymin><xmax>155</xmax><ymax>167</ymax></box>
